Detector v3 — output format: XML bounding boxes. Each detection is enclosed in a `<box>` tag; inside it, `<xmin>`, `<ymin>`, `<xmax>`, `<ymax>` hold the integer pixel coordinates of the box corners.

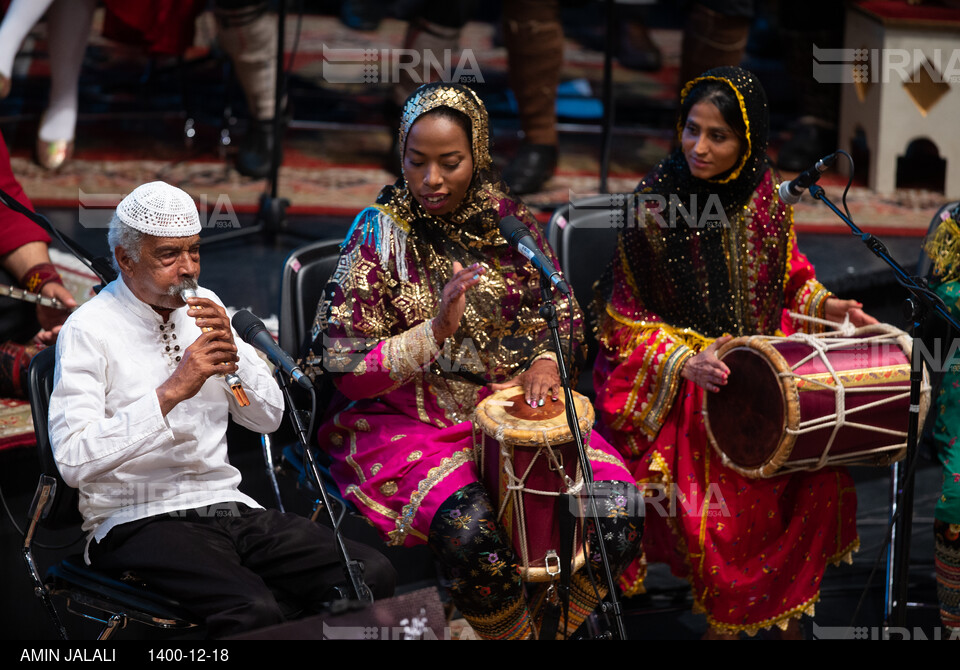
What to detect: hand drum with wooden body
<box><xmin>703</xmin><ymin>325</ymin><xmax>928</xmax><ymax>478</ymax></box>
<box><xmin>474</xmin><ymin>388</ymin><xmax>594</xmax><ymax>581</ymax></box>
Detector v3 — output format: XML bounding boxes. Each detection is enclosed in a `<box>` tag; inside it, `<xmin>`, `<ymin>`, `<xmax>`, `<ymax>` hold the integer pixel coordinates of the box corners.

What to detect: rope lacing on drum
<box><xmin>791</xmin><ymin>310</ymin><xmax>858</xmax><ymax>337</ymax></box>
<box><xmin>492</xmin><ymin>424</ymin><xmax>583</xmax><ymax>573</ymax></box>
<box><xmin>775</xmin><ymin>315</ymin><xmax>918</xmax><ymax>470</ymax></box>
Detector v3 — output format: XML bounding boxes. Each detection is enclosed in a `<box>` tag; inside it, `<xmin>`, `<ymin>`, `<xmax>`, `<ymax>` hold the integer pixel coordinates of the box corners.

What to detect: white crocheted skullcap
<box><xmin>116</xmin><ymin>181</ymin><xmax>202</xmax><ymax>237</ymax></box>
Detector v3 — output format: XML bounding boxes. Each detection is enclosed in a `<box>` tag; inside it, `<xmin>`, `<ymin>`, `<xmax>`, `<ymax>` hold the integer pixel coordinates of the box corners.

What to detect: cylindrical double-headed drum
<box><xmin>703</xmin><ymin>325</ymin><xmax>928</xmax><ymax>479</ymax></box>
<box><xmin>474</xmin><ymin>388</ymin><xmax>593</xmax><ymax>582</ymax></box>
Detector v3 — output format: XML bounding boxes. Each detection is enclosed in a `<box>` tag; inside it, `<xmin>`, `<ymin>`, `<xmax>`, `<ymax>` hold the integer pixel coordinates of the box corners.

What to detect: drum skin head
<box><xmin>702</xmin><ymin>336</ymin><xmax>800</xmax><ymax>478</ymax></box>
<box><xmin>475</xmin><ymin>388</ymin><xmax>594</xmax><ymax>448</ymax></box>
<box><xmin>501</xmin><ymin>390</ymin><xmax>566</xmax><ymax>422</ymax></box>
<box><xmin>705</xmin><ymin>347</ymin><xmax>786</xmax><ymax>467</ymax></box>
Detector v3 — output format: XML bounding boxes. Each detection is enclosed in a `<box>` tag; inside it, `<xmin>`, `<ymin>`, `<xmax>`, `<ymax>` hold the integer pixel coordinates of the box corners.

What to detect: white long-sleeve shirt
<box><xmin>49</xmin><ymin>276</ymin><xmax>284</xmax><ymax>559</ymax></box>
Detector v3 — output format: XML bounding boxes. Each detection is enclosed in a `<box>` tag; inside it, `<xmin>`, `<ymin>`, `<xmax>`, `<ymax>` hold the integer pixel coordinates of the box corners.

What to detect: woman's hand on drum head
<box><xmin>432</xmin><ymin>261</ymin><xmax>485</xmax><ymax>344</ymax></box>
<box><xmin>681</xmin><ymin>335</ymin><xmax>732</xmax><ymax>393</ymax></box>
<box><xmin>489</xmin><ymin>358</ymin><xmax>561</xmax><ymax>408</ymax></box>
<box><xmin>825</xmin><ymin>298</ymin><xmax>878</xmax><ymax>327</ymax></box>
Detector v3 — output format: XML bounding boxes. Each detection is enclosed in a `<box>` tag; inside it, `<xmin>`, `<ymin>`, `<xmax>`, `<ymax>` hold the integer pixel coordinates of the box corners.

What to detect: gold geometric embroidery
<box><xmin>376</xmin><ymin>268</ymin><xmax>399</xmax><ymax>293</ymax></box>
<box><xmin>330</xmin><ymin>245</ymin><xmax>360</xmax><ymax>289</ymax></box>
<box><xmin>358</xmin><ymin>301</ymin><xmax>398</xmax><ymax>339</ymax></box>
<box><xmin>393</xmin><ymin>281</ymin><xmax>436</xmax><ymax>325</ymax></box>
<box><xmin>390</xmin><ymin>448</ymin><xmax>475</xmax><ymax>545</ymax></box>
<box><xmin>415</xmin><ymin>384</ymin><xmax>430</xmax><ymax>424</ymax></box>
<box><xmin>332</xmin><ymin>247</ymin><xmax>378</xmax><ymax>303</ymax></box>
<box><xmin>512</xmin><ymin>307</ymin><xmax>547</xmax><ymax>339</ymax></box>
<box><xmin>350</xmin><ymin>256</ymin><xmax>379</xmax><ymax>301</ymax></box>
<box><xmin>429</xmin><ymin>378</ymin><xmax>478</xmax><ymax>426</ymax></box>
<box><xmin>345</xmin><ymin>485</ymin><xmax>430</xmax><ymax>545</ymax></box>
<box><xmin>328</xmin><ymin>301</ymin><xmax>352</xmax><ymax>328</ymax></box>
<box><xmin>334</xmin><ymin>411</ymin><xmax>365</xmax><ymax>485</ymax></box>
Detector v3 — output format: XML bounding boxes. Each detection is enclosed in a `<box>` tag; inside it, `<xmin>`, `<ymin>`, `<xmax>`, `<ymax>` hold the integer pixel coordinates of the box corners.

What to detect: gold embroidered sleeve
<box><xmin>381</xmin><ymin>319</ymin><xmax>441</xmax><ymax>382</ymax></box>
<box><xmin>595</xmin><ymin>311</ymin><xmax>706</xmax><ymax>440</ymax></box>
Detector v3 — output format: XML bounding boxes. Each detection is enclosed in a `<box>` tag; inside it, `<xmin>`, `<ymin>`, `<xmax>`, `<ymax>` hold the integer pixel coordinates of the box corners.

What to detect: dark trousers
<box><xmin>88</xmin><ymin>504</ymin><xmax>397</xmax><ymax>639</ymax></box>
<box><xmin>502</xmin><ymin>0</ymin><xmax>564</xmax><ymax>147</ymax></box>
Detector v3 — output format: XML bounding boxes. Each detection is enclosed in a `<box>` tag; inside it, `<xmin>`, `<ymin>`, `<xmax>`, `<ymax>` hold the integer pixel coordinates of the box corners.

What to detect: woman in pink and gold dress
<box><xmin>305</xmin><ymin>83</ymin><xmax>642</xmax><ymax>640</ymax></box>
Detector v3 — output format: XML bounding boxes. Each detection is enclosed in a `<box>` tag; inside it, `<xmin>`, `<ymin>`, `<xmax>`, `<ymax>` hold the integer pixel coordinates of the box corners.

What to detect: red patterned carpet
<box><xmin>0</xmin><ymin>11</ymin><xmax>947</xmax><ymax>234</ymax></box>
<box><xmin>0</xmin><ymin>398</ymin><xmax>33</xmax><ymax>450</ymax></box>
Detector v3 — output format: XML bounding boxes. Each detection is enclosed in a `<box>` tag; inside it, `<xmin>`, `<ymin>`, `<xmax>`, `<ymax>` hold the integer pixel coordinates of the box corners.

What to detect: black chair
<box><xmin>278</xmin><ymin>238</ymin><xmax>344</xmax><ymax>359</ymax></box>
<box><xmin>269</xmin><ymin>238</ymin><xmax>358</xmax><ymax>515</ymax></box>
<box><xmin>23</xmin><ymin>346</ymin><xmax>200</xmax><ymax>640</ymax></box>
<box><xmin>258</xmin><ymin>238</ymin><xmax>345</xmax><ymax>512</ymax></box>
<box><xmin>546</xmin><ymin>194</ymin><xmax>624</xmax><ymax>398</ymax></box>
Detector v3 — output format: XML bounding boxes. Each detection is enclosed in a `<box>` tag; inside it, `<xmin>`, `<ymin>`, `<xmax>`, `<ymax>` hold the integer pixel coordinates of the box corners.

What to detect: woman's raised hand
<box><xmin>432</xmin><ymin>261</ymin><xmax>485</xmax><ymax>344</ymax></box>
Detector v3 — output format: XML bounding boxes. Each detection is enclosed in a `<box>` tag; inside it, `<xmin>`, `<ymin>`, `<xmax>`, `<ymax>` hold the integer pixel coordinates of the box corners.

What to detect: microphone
<box><xmin>778</xmin><ymin>153</ymin><xmax>838</xmax><ymax>205</ymax></box>
<box><xmin>232</xmin><ymin>309</ymin><xmax>313</xmax><ymax>390</ymax></box>
<box><xmin>498</xmin><ymin>215</ymin><xmax>571</xmax><ymax>296</ymax></box>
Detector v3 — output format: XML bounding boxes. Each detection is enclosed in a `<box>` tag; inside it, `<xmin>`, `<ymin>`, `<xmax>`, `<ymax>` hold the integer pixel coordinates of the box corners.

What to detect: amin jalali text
<box><xmin>20</xmin><ymin>648</ymin><xmax>116</xmax><ymax>662</ymax></box>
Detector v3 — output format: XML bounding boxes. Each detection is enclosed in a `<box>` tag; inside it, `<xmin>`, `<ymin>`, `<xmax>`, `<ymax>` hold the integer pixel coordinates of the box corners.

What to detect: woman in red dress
<box><xmin>592</xmin><ymin>66</ymin><xmax>875</xmax><ymax>638</ymax></box>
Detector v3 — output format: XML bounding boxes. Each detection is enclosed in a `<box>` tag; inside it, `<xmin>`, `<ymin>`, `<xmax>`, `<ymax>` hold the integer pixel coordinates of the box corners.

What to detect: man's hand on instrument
<box><xmin>35</xmin><ymin>282</ymin><xmax>77</xmax><ymax>345</ymax></box>
<box><xmin>825</xmin><ymin>297</ymin><xmax>878</xmax><ymax>327</ymax></box>
<box><xmin>156</xmin><ymin>330</ymin><xmax>240</xmax><ymax>415</ymax></box>
<box><xmin>432</xmin><ymin>261</ymin><xmax>485</xmax><ymax>344</ymax></box>
<box><xmin>489</xmin><ymin>358</ymin><xmax>561</xmax><ymax>408</ymax></box>
<box><xmin>184</xmin><ymin>296</ymin><xmax>236</xmax><ymax>346</ymax></box>
<box><xmin>682</xmin><ymin>335</ymin><xmax>732</xmax><ymax>393</ymax></box>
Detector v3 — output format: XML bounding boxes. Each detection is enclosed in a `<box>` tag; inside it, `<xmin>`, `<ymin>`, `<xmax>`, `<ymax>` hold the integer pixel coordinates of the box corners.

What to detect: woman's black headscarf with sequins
<box><xmin>598</xmin><ymin>66</ymin><xmax>779</xmax><ymax>339</ymax></box>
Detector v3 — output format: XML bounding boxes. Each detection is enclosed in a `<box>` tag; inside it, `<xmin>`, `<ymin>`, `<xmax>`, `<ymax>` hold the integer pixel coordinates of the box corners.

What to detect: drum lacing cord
<box><xmin>493</xmin><ymin>424</ymin><xmax>583</xmax><ymax>571</ymax></box>
<box><xmin>776</xmin><ymin>323</ymin><xmax>914</xmax><ymax>469</ymax></box>
<box><xmin>778</xmin><ymin>331</ymin><xmax>845</xmax><ymax>468</ymax></box>
<box><xmin>788</xmin><ymin>310</ymin><xmax>857</xmax><ymax>336</ymax></box>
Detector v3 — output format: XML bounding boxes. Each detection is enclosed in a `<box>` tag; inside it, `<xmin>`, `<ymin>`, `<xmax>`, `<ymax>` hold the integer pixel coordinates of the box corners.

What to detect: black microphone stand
<box><xmin>537</xmin><ymin>273</ymin><xmax>626</xmax><ymax>640</ymax></box>
<box><xmin>272</xmin><ymin>367</ymin><xmax>373</xmax><ymax>604</ymax></box>
<box><xmin>0</xmin><ymin>186</ymin><xmax>117</xmax><ymax>289</ymax></box>
<box><xmin>807</xmin><ymin>182</ymin><xmax>960</xmax><ymax>628</ymax></box>
<box><xmin>599</xmin><ymin>0</ymin><xmax>615</xmax><ymax>194</ymax></box>
<box><xmin>202</xmin><ymin>0</ymin><xmax>290</xmax><ymax>246</ymax></box>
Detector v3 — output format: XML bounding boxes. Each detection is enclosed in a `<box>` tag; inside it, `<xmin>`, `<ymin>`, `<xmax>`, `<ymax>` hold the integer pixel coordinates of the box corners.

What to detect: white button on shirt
<box><xmin>48</xmin><ymin>276</ymin><xmax>285</xmax><ymax>560</ymax></box>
